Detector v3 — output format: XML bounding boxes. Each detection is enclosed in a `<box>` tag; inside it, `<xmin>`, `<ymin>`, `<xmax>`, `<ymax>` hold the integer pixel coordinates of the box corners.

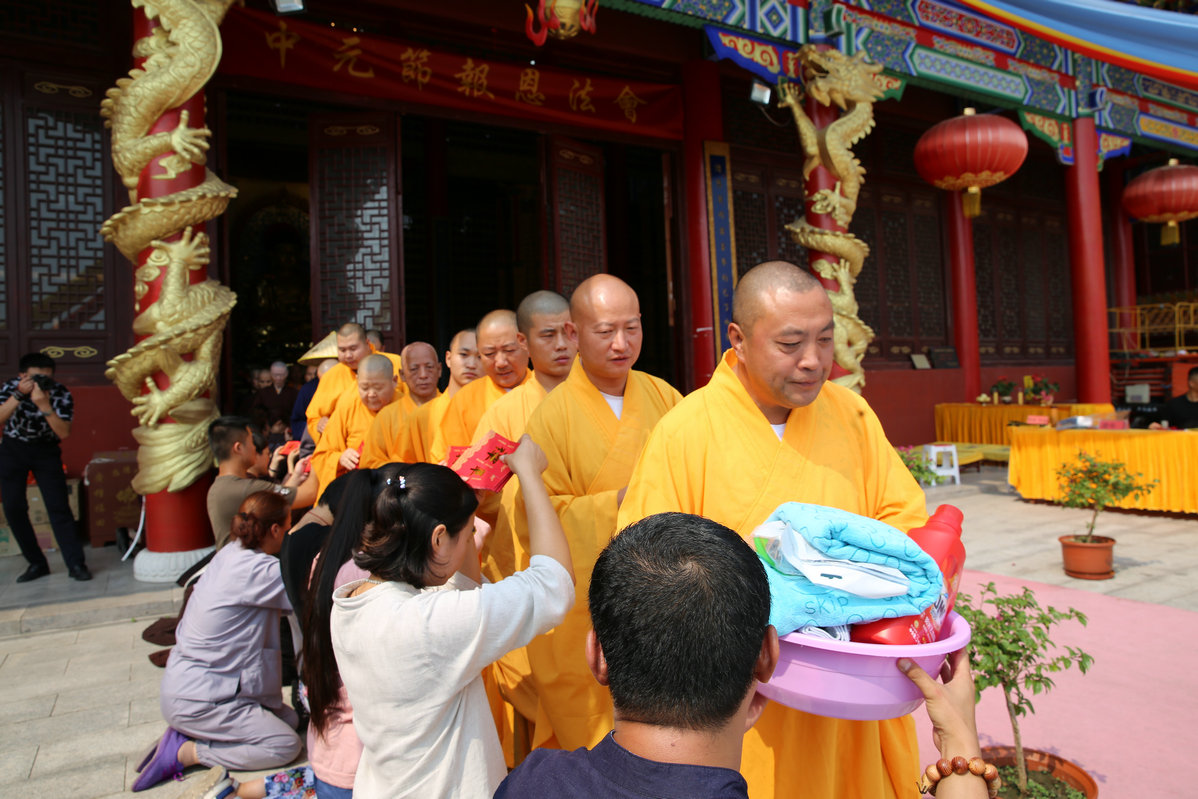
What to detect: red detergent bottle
<box><xmin>850</xmin><ymin>505</ymin><xmax>965</xmax><ymax>645</ymax></box>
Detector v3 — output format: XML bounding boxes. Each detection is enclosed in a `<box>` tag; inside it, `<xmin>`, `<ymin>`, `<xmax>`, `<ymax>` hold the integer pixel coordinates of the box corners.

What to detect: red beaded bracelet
<box><xmin>917</xmin><ymin>756</ymin><xmax>1001</xmax><ymax>798</ymax></box>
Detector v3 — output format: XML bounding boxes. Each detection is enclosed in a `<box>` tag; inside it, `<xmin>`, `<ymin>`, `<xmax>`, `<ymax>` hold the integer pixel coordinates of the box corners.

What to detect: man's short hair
<box><xmin>589</xmin><ymin>512</ymin><xmax>771</xmax><ymax>731</ymax></box>
<box><xmin>19</xmin><ymin>352</ymin><xmax>55</xmax><ymax>373</ymax></box>
<box><xmin>1189</xmin><ymin>366</ymin><xmax>1198</xmax><ymax>381</ymax></box>
<box><xmin>208</xmin><ymin>415</ymin><xmax>253</xmax><ymax>462</ymax></box>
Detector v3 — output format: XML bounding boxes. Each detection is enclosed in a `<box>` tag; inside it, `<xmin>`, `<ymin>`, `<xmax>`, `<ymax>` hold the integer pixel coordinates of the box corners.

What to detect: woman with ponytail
<box><xmin>133</xmin><ymin>491</ymin><xmax>301</xmax><ymax>796</ymax></box>
<box><xmin>300</xmin><ymin>466</ymin><xmax>394</xmax><ymax>798</ymax></box>
<box><xmin>331</xmin><ymin>436</ymin><xmax>575</xmax><ymax>799</ymax></box>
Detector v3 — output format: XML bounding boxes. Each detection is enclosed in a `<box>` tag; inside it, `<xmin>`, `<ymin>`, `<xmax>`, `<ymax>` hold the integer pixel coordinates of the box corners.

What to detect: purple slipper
<box><xmin>132</xmin><ymin>727</ymin><xmax>188</xmax><ymax>792</ymax></box>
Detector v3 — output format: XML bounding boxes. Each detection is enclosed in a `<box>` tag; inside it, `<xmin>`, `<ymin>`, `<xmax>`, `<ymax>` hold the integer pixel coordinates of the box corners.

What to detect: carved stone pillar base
<box><xmin>134</xmin><ymin>545</ymin><xmax>215</xmax><ymax>583</ymax></box>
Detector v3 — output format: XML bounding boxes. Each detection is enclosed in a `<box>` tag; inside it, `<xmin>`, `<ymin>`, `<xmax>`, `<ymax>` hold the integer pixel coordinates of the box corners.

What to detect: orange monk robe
<box><xmin>469</xmin><ymin>378</ymin><xmax>548</xmax><ymax>541</ymax></box>
<box><xmin>391</xmin><ymin>391</ymin><xmax>448</xmax><ymax>464</ymax></box>
<box><xmin>310</xmin><ymin>388</ymin><xmax>399</xmax><ymax>500</ymax></box>
<box><xmin>618</xmin><ymin>350</ymin><xmax>928</xmax><ymax>799</ymax></box>
<box><xmin>305</xmin><ymin>350</ymin><xmax>404</xmax><ymax>442</ymax></box>
<box><xmin>434</xmin><ymin>370</ymin><xmax>533</xmax><ymax>464</ymax></box>
<box><xmin>359</xmin><ymin>392</ymin><xmax>425</xmax><ymax>468</ymax></box>
<box><xmin>467</xmin><ymin>378</ymin><xmax>552</xmax><ymax>766</ymax></box>
<box><xmin>503</xmin><ymin>360</ymin><xmax>681</xmax><ymax>751</ymax></box>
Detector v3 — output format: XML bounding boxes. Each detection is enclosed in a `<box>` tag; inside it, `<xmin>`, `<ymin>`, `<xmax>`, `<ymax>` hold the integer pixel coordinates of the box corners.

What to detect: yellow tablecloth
<box><xmin>1008</xmin><ymin>427</ymin><xmax>1198</xmax><ymax>513</ymax></box>
<box><xmin>933</xmin><ymin>403</ymin><xmax>1116</xmax><ymax>446</ymax></box>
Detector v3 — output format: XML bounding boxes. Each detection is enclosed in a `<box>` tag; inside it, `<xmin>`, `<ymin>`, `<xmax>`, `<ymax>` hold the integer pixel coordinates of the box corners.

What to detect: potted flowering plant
<box><xmin>895</xmin><ymin>446</ymin><xmax>942</xmax><ymax>486</ymax></box>
<box><xmin>990</xmin><ymin>377</ymin><xmax>1015</xmax><ymax>402</ymax></box>
<box><xmin>1055</xmin><ymin>451</ymin><xmax>1157</xmax><ymax>579</ymax></box>
<box><xmin>1026</xmin><ymin>375</ymin><xmax>1059</xmax><ymax>405</ymax></box>
<box><xmin>956</xmin><ymin>583</ymin><xmax>1096</xmax><ymax>798</ymax></box>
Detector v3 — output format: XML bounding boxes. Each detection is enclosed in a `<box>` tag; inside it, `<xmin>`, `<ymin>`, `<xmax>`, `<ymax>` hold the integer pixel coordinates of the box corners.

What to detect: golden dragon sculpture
<box><xmin>100</xmin><ymin>0</ymin><xmax>238</xmax><ymax>495</ymax></box>
<box><xmin>777</xmin><ymin>46</ymin><xmax>883</xmax><ymax>392</ymax></box>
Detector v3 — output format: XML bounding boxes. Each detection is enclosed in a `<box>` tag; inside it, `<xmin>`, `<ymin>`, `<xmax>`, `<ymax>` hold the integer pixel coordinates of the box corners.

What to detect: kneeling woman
<box><xmin>332</xmin><ymin>436</ymin><xmax>575</xmax><ymax>799</ymax></box>
<box><xmin>134</xmin><ymin>491</ymin><xmax>301</xmax><ymax>794</ymax></box>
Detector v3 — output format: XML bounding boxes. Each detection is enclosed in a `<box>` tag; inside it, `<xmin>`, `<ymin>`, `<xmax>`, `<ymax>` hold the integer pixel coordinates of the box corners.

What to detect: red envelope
<box><xmin>450</xmin><ymin>431</ymin><xmax>519</xmax><ymax>492</ymax></box>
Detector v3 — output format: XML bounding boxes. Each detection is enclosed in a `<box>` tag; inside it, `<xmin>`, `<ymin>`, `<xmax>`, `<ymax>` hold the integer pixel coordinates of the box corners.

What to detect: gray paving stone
<box><xmin>0</xmin><ymin>693</ymin><xmax>56</xmax><ymax>725</ymax></box>
<box><xmin>54</xmin><ymin>678</ymin><xmax>162</xmax><ymax>716</ymax></box>
<box><xmin>0</xmin><ymin>701</ymin><xmax>129</xmax><ymax>748</ymax></box>
<box><xmin>18</xmin><ymin>754</ymin><xmax>128</xmax><ymax>797</ymax></box>
<box><xmin>5</xmin><ymin>660</ymin><xmax>132</xmax><ymax>703</ymax></box>
<box><xmin>0</xmin><ymin>743</ymin><xmax>37</xmax><ymax>785</ymax></box>
<box><xmin>31</xmin><ymin>717</ymin><xmax>162</xmax><ymax>777</ymax></box>
<box><xmin>0</xmin><ymin>628</ymin><xmax>77</xmax><ymax>655</ymax></box>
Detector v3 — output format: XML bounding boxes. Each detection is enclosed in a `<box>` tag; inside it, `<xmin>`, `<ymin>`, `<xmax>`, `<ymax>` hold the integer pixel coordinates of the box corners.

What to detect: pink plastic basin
<box><xmin>757</xmin><ymin>611</ymin><xmax>972</xmax><ymax>721</ymax></box>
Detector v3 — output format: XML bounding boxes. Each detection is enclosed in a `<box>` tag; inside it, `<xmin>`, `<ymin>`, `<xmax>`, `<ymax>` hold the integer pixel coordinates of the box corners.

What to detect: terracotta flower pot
<box><xmin>982</xmin><ymin>746</ymin><xmax>1098</xmax><ymax>798</ymax></box>
<box><xmin>1059</xmin><ymin>535</ymin><xmax>1115</xmax><ymax>580</ymax></box>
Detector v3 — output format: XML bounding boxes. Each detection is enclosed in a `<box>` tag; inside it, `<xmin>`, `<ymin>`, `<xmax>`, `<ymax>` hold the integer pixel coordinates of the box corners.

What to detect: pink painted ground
<box><xmin>912</xmin><ymin>570</ymin><xmax>1198</xmax><ymax>798</ymax></box>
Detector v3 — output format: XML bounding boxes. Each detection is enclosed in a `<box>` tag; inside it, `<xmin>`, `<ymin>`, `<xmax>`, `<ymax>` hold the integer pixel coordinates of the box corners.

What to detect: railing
<box><xmin>1108</xmin><ymin>302</ymin><xmax>1198</xmax><ymax>353</ymax></box>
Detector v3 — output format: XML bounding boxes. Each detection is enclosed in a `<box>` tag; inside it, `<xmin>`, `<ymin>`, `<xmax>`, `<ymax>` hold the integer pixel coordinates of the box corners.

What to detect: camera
<box><xmin>31</xmin><ymin>374</ymin><xmax>54</xmax><ymax>392</ymax></box>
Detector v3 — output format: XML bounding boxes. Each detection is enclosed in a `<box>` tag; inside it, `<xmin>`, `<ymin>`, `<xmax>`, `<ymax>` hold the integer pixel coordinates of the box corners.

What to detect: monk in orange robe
<box><xmin>310</xmin><ymin>355</ymin><xmax>399</xmax><ymax>499</ymax></box>
<box><xmin>435</xmin><ymin>310</ymin><xmax>532</xmax><ymax>463</ymax></box>
<box><xmin>305</xmin><ymin>323</ymin><xmax>404</xmax><ymax>443</ymax></box>
<box><xmin>619</xmin><ymin>261</ymin><xmax>927</xmax><ymax>799</ymax></box>
<box><xmin>475</xmin><ymin>290</ymin><xmax>574</xmax><ymax>578</ymax></box>
<box><xmin>394</xmin><ymin>328</ymin><xmax>480</xmax><ymax>464</ymax></box>
<box><xmin>501</xmin><ymin>275</ymin><xmax>682</xmax><ymax>753</ymax></box>
<box><xmin>360</xmin><ymin>341</ymin><xmax>440</xmax><ymax>468</ymax></box>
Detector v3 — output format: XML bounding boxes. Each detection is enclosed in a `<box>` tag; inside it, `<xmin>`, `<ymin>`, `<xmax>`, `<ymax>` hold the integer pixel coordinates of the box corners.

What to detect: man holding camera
<box><xmin>0</xmin><ymin>353</ymin><xmax>90</xmax><ymax>582</ymax></box>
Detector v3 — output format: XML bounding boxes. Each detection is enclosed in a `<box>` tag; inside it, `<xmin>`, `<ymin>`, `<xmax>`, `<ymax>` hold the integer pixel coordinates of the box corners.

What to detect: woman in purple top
<box><xmin>133</xmin><ymin>492</ymin><xmax>301</xmax><ymax>796</ymax></box>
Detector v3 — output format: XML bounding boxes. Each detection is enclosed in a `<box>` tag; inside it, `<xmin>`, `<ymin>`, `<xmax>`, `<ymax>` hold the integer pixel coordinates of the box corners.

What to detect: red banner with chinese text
<box><xmin>219</xmin><ymin>7</ymin><xmax>683</xmax><ymax>140</ymax></box>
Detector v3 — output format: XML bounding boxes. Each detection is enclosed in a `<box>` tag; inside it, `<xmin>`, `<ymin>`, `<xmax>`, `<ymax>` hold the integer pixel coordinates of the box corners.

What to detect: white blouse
<box><xmin>331</xmin><ymin>555</ymin><xmax>574</xmax><ymax>799</ymax></box>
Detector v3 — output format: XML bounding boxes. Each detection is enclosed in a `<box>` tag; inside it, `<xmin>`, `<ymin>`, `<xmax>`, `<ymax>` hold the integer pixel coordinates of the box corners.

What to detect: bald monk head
<box><xmin>400</xmin><ymin>341</ymin><xmax>441</xmax><ymax>405</ymax></box>
<box><xmin>476</xmin><ymin>310</ymin><xmax>529</xmax><ymax>390</ymax></box>
<box><xmin>445</xmin><ymin>328</ymin><xmax>481</xmax><ymax>396</ymax></box>
<box><xmin>316</xmin><ymin>358</ymin><xmax>338</xmax><ymax>379</ymax></box>
<box><xmin>336</xmin><ymin>323</ymin><xmax>372</xmax><ymax>371</ymax></box>
<box><xmin>356</xmin><ymin>354</ymin><xmax>399</xmax><ymax>413</ymax></box>
<box><xmin>366</xmin><ymin>328</ymin><xmax>384</xmax><ymax>351</ymax></box>
<box><xmin>728</xmin><ymin>261</ymin><xmax>834</xmax><ymax>422</ymax></box>
<box><xmin>568</xmin><ymin>274</ymin><xmax>642</xmax><ymax>396</ymax></box>
<box><xmin>517</xmin><ymin>290</ymin><xmax>575</xmax><ymax>390</ymax></box>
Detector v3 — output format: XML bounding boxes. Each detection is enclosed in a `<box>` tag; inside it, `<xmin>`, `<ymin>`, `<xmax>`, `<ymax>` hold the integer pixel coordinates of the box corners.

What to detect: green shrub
<box><xmin>957</xmin><ymin>583</ymin><xmax>1093</xmax><ymax>796</ymax></box>
<box><xmin>1056</xmin><ymin>451</ymin><xmax>1157</xmax><ymax>542</ymax></box>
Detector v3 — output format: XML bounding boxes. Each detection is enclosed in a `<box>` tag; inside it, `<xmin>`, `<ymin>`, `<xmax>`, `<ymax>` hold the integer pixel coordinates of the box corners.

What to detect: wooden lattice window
<box><xmin>548</xmin><ymin>136</ymin><xmax>606</xmax><ymax>297</ymax></box>
<box><xmin>0</xmin><ymin>103</ymin><xmax>6</xmax><ymax>333</ymax></box>
<box><xmin>836</xmin><ymin>183</ymin><xmax>948</xmax><ymax>361</ymax></box>
<box><xmin>731</xmin><ymin>165</ymin><xmax>768</xmax><ymax>278</ymax></box>
<box><xmin>0</xmin><ymin>0</ymin><xmax>104</xmax><ymax>49</ymax></box>
<box><xmin>974</xmin><ymin>205</ymin><xmax>1073</xmax><ymax>363</ymax></box>
<box><xmin>729</xmin><ymin>147</ymin><xmax>950</xmax><ymax>361</ymax></box>
<box><xmin>25</xmin><ymin>107</ymin><xmax>107</xmax><ymax>331</ymax></box>
<box><xmin>309</xmin><ymin>114</ymin><xmax>403</xmax><ymax>338</ymax></box>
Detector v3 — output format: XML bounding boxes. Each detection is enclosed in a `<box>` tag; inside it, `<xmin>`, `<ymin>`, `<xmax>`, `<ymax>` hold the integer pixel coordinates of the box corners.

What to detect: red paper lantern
<box><xmin>914</xmin><ymin>108</ymin><xmax>1028</xmax><ymax>218</ymax></box>
<box><xmin>1122</xmin><ymin>158</ymin><xmax>1198</xmax><ymax>246</ymax></box>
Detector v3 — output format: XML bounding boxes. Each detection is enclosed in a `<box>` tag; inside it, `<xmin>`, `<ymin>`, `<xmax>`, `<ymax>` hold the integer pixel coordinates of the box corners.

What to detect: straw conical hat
<box><xmin>298</xmin><ymin>331</ymin><xmax>338</xmax><ymax>364</ymax></box>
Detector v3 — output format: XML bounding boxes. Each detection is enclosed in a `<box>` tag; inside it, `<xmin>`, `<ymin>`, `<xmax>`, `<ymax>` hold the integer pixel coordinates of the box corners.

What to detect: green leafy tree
<box><xmin>956</xmin><ymin>583</ymin><xmax>1094</xmax><ymax>796</ymax></box>
<box><xmin>1056</xmin><ymin>451</ymin><xmax>1157</xmax><ymax>542</ymax></box>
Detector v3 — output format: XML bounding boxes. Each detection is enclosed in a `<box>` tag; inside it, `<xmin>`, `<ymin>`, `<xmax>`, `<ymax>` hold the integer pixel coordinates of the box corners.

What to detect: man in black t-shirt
<box><xmin>0</xmin><ymin>353</ymin><xmax>89</xmax><ymax>582</ymax></box>
<box><xmin>1150</xmin><ymin>366</ymin><xmax>1198</xmax><ymax>430</ymax></box>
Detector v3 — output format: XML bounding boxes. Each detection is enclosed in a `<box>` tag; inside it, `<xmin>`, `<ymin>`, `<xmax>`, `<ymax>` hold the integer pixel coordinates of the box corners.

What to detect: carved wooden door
<box><xmin>546</xmin><ymin>136</ymin><xmax>606</xmax><ymax>297</ymax></box>
<box><xmin>308</xmin><ymin>113</ymin><xmax>404</xmax><ymax>346</ymax></box>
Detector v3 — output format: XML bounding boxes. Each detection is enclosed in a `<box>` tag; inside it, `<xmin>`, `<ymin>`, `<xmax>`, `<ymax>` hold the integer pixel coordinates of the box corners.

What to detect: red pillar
<box><xmin>945</xmin><ymin>191</ymin><xmax>981</xmax><ymax>400</ymax></box>
<box><xmin>130</xmin><ymin>11</ymin><xmax>220</xmax><ymax>569</ymax></box>
<box><xmin>1065</xmin><ymin>117</ymin><xmax>1112</xmax><ymax>403</ymax></box>
<box><xmin>681</xmin><ymin>61</ymin><xmax>723</xmax><ymax>387</ymax></box>
<box><xmin>802</xmin><ymin>95</ymin><xmax>851</xmax><ymax>383</ymax></box>
<box><xmin>1105</xmin><ymin>165</ymin><xmax>1138</xmax><ymax>353</ymax></box>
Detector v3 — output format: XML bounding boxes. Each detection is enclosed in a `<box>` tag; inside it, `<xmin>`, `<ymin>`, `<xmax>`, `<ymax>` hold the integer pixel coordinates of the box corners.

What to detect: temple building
<box><xmin>1</xmin><ymin>0</ymin><xmax>1196</xmax><ymax>476</ymax></box>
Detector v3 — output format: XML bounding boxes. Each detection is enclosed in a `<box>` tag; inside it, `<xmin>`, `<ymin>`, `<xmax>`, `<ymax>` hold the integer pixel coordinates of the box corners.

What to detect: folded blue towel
<box><xmin>755</xmin><ymin>503</ymin><xmax>943</xmax><ymax>635</ymax></box>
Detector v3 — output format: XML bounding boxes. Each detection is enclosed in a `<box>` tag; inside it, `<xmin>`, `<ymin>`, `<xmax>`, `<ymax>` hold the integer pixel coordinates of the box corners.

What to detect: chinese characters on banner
<box><xmin>226</xmin><ymin>6</ymin><xmax>682</xmax><ymax>140</ymax></box>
